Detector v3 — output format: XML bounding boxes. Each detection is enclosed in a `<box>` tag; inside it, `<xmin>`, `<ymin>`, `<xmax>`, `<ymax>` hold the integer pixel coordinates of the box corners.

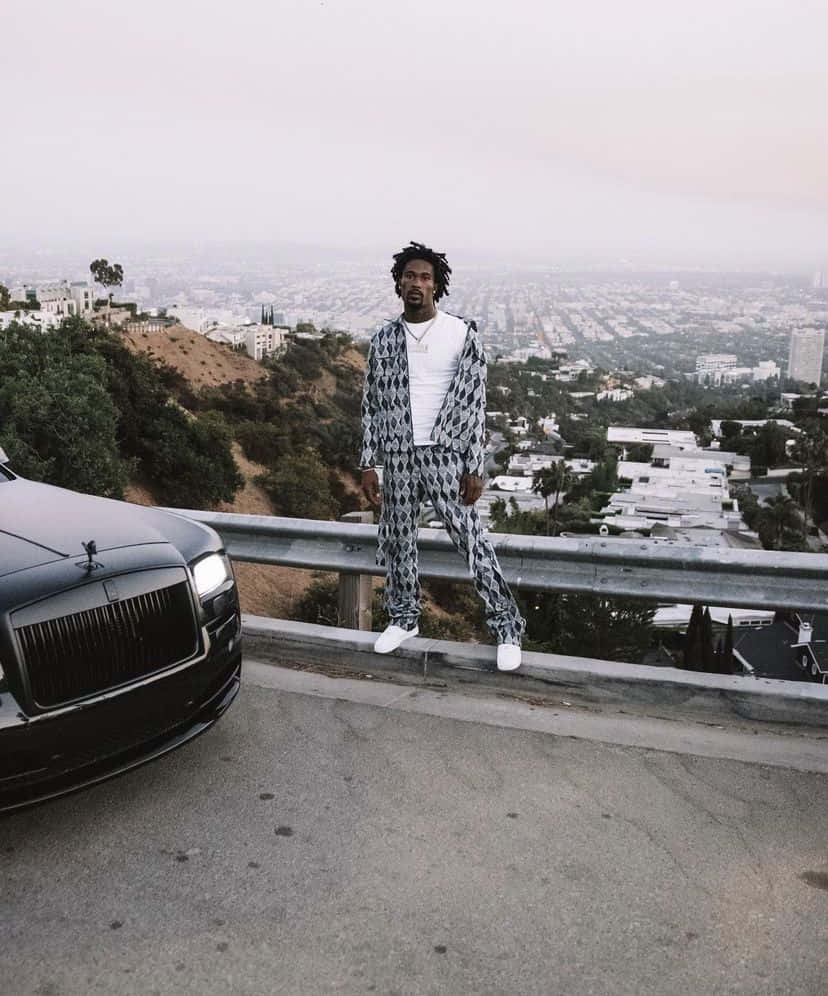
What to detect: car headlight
<box><xmin>192</xmin><ymin>553</ymin><xmax>232</xmax><ymax>599</ymax></box>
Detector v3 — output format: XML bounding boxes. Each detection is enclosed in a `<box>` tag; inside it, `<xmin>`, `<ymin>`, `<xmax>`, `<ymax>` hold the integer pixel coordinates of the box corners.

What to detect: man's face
<box><xmin>398</xmin><ymin>259</ymin><xmax>436</xmax><ymax>307</ymax></box>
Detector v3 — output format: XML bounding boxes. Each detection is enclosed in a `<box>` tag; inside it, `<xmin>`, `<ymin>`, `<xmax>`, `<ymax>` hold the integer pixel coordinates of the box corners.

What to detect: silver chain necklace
<box><xmin>402</xmin><ymin>310</ymin><xmax>439</xmax><ymax>352</ymax></box>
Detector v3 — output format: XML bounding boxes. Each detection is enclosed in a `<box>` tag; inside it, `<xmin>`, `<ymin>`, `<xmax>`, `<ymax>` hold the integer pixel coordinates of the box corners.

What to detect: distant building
<box><xmin>651</xmin><ymin>444</ymin><xmax>751</xmax><ymax>479</ymax></box>
<box><xmin>596</xmin><ymin>388</ymin><xmax>634</xmax><ymax>402</ymax></box>
<box><xmin>125</xmin><ymin>316</ymin><xmax>178</xmax><ymax>334</ymax></box>
<box><xmin>0</xmin><ymin>310</ymin><xmax>62</xmax><ymax>331</ymax></box>
<box><xmin>8</xmin><ymin>280</ymin><xmax>94</xmax><ymax>318</ymax></box>
<box><xmin>696</xmin><ymin>353</ymin><xmax>737</xmax><ymax>374</ymax></box>
<box><xmin>652</xmin><ymin>604</ymin><xmax>774</xmax><ymax>630</ymax></box>
<box><xmin>695</xmin><ymin>353</ymin><xmax>737</xmax><ymax>385</ymax></box>
<box><xmin>634</xmin><ymin>375</ymin><xmax>666</xmax><ymax>390</ymax></box>
<box><xmin>205</xmin><ymin>326</ymin><xmax>248</xmax><ymax>348</ymax></box>
<box><xmin>507</xmin><ymin>416</ymin><xmax>531</xmax><ymax>437</ymax></box>
<box><xmin>752</xmin><ymin>360</ymin><xmax>780</xmax><ymax>382</ymax></box>
<box><xmin>169</xmin><ymin>305</ymin><xmax>249</xmax><ymax>333</ymax></box>
<box><xmin>607</xmin><ymin>427</ymin><xmax>697</xmax><ymax>450</ymax></box>
<box><xmin>565</xmin><ymin>457</ymin><xmax>595</xmax><ymax>477</ymax></box>
<box><xmin>551</xmin><ymin>360</ymin><xmax>593</xmax><ymax>382</ymax></box>
<box><xmin>68</xmin><ymin>281</ymin><xmax>94</xmax><ymax>315</ymax></box>
<box><xmin>489</xmin><ymin>475</ymin><xmax>535</xmax><ymax>492</ymax></box>
<box><xmin>710</xmin><ymin>418</ymin><xmax>797</xmax><ymax>439</ymax></box>
<box><xmin>507</xmin><ymin>453</ymin><xmax>562</xmax><ymax>476</ymax></box>
<box><xmin>787</xmin><ymin>328</ymin><xmax>825</xmax><ymax>384</ymax></box>
<box><xmin>244</xmin><ymin>324</ymin><xmax>286</xmax><ymax>361</ymax></box>
<box><xmin>603</xmin><ymin>455</ymin><xmax>746</xmax><ymax>534</ymax></box>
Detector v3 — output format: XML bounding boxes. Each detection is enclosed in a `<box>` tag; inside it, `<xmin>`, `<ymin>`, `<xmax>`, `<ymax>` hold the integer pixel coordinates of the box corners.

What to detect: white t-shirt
<box><xmin>404</xmin><ymin>310</ymin><xmax>468</xmax><ymax>446</ymax></box>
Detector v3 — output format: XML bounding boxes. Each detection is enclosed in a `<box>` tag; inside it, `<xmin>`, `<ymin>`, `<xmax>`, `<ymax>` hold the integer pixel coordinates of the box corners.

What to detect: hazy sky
<box><xmin>3</xmin><ymin>0</ymin><xmax>827</xmax><ymax>264</ymax></box>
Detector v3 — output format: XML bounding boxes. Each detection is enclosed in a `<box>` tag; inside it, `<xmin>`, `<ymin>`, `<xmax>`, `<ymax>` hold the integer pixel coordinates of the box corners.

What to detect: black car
<box><xmin>0</xmin><ymin>449</ymin><xmax>241</xmax><ymax>813</ymax></box>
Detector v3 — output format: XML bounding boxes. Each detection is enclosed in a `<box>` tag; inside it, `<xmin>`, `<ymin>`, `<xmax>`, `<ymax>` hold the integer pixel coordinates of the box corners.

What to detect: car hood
<box><xmin>0</xmin><ymin>479</ymin><xmax>207</xmax><ymax>577</ymax></box>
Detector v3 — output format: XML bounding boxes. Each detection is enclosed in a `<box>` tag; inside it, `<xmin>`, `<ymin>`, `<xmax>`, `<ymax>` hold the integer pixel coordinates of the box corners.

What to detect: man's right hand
<box><xmin>362</xmin><ymin>468</ymin><xmax>381</xmax><ymax>508</ymax></box>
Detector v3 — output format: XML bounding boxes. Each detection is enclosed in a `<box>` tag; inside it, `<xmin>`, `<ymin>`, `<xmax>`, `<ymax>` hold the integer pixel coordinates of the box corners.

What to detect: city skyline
<box><xmin>2</xmin><ymin>0</ymin><xmax>827</xmax><ymax>266</ymax></box>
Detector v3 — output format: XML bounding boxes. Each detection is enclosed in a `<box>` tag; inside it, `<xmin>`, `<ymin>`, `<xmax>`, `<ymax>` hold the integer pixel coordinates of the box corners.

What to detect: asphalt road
<box><xmin>3</xmin><ymin>665</ymin><xmax>828</xmax><ymax>996</ymax></box>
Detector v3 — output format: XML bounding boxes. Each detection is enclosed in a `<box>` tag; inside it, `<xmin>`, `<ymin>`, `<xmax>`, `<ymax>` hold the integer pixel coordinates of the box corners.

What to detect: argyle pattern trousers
<box><xmin>381</xmin><ymin>445</ymin><xmax>525</xmax><ymax>645</ymax></box>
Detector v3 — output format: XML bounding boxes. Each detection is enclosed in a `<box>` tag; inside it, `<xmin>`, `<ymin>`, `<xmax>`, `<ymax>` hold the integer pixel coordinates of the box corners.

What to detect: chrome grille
<box><xmin>15</xmin><ymin>581</ymin><xmax>199</xmax><ymax>708</ymax></box>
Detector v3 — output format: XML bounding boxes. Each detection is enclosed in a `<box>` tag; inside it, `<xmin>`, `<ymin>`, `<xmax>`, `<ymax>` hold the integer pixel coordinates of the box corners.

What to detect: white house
<box><xmin>507</xmin><ymin>452</ymin><xmax>563</xmax><ymax>476</ymax></box>
<box><xmin>244</xmin><ymin>324</ymin><xmax>287</xmax><ymax>361</ymax></box>
<box><xmin>607</xmin><ymin>427</ymin><xmax>698</xmax><ymax>449</ymax></box>
<box><xmin>9</xmin><ymin>280</ymin><xmax>95</xmax><ymax>319</ymax></box>
<box><xmin>596</xmin><ymin>388</ymin><xmax>634</xmax><ymax>402</ymax></box>
<box><xmin>0</xmin><ymin>310</ymin><xmax>62</xmax><ymax>331</ymax></box>
<box><xmin>206</xmin><ymin>326</ymin><xmax>248</xmax><ymax>349</ymax></box>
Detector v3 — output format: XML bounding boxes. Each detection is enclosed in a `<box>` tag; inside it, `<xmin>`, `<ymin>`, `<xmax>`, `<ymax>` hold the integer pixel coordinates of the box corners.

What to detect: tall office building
<box><xmin>788</xmin><ymin>328</ymin><xmax>825</xmax><ymax>384</ymax></box>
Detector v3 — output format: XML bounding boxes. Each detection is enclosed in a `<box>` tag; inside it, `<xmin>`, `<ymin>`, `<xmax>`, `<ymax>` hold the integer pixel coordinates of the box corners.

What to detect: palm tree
<box><xmin>757</xmin><ymin>495</ymin><xmax>803</xmax><ymax>550</ymax></box>
<box><xmin>532</xmin><ymin>462</ymin><xmax>570</xmax><ymax>536</ymax></box>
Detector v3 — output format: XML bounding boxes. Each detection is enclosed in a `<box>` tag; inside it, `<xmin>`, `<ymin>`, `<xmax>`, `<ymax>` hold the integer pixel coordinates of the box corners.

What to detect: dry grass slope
<box><xmin>121</xmin><ymin>323</ymin><xmax>268</xmax><ymax>390</ymax></box>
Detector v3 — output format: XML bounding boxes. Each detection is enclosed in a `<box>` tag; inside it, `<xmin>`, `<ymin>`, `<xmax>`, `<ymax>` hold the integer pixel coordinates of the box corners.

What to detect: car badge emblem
<box><xmin>75</xmin><ymin>539</ymin><xmax>103</xmax><ymax>573</ymax></box>
<box><xmin>103</xmin><ymin>579</ymin><xmax>120</xmax><ymax>602</ymax></box>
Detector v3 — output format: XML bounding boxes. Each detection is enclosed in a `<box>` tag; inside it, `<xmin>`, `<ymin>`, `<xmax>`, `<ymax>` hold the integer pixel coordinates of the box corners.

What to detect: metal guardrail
<box><xmin>172</xmin><ymin>509</ymin><xmax>828</xmax><ymax>614</ymax></box>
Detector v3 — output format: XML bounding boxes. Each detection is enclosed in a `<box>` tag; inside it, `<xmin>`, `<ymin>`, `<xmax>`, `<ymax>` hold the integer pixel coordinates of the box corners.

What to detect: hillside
<box><xmin>121</xmin><ymin>325</ymin><xmax>368</xmax><ymax>619</ymax></box>
<box><xmin>121</xmin><ymin>323</ymin><xmax>268</xmax><ymax>390</ymax></box>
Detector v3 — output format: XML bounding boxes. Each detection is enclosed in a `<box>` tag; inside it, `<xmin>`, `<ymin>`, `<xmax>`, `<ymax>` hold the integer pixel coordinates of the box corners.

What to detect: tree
<box><xmin>143</xmin><ymin>408</ymin><xmax>242</xmax><ymax>508</ymax></box>
<box><xmin>493</xmin><ymin>445</ymin><xmax>515</xmax><ymax>473</ymax></box>
<box><xmin>588</xmin><ymin>454</ymin><xmax>618</xmax><ymax>499</ymax></box>
<box><xmin>792</xmin><ymin>395</ymin><xmax>819</xmax><ymax>416</ymax></box>
<box><xmin>758</xmin><ymin>421</ymin><xmax>788</xmax><ymax>469</ymax></box>
<box><xmin>257</xmin><ymin>449</ymin><xmax>337</xmax><ymax>520</ymax></box>
<box><xmin>584</xmin><ymin>428</ymin><xmax>608</xmax><ymax>461</ymax></box>
<box><xmin>532</xmin><ymin>463</ymin><xmax>570</xmax><ymax>535</ymax></box>
<box><xmin>0</xmin><ymin>321</ymin><xmax>127</xmax><ymax>496</ymax></box>
<box><xmin>1</xmin><ymin>315</ymin><xmax>243</xmax><ymax>508</ymax></box>
<box><xmin>89</xmin><ymin>258</ymin><xmax>124</xmax><ymax>306</ymax></box>
<box><xmin>756</xmin><ymin>495</ymin><xmax>803</xmax><ymax>550</ymax></box>
<box><xmin>723</xmin><ymin>614</ymin><xmax>735</xmax><ymax>674</ymax></box>
<box><xmin>0</xmin><ymin>283</ymin><xmax>10</xmax><ymax>311</ymax></box>
<box><xmin>789</xmin><ymin>422</ymin><xmax>828</xmax><ymax>527</ymax></box>
<box><xmin>517</xmin><ymin>592</ymin><xmax>656</xmax><ymax>662</ymax></box>
<box><xmin>720</xmin><ymin>420</ymin><xmax>741</xmax><ymax>442</ymax></box>
<box><xmin>731</xmin><ymin>483</ymin><xmax>760</xmax><ymax>530</ymax></box>
<box><xmin>683</xmin><ymin>603</ymin><xmax>704</xmax><ymax>671</ymax></box>
<box><xmin>625</xmin><ymin>443</ymin><xmax>653</xmax><ymax>463</ymax></box>
<box><xmin>701</xmin><ymin>607</ymin><xmax>716</xmax><ymax>673</ymax></box>
<box><xmin>686</xmin><ymin>406</ymin><xmax>714</xmax><ymax>444</ymax></box>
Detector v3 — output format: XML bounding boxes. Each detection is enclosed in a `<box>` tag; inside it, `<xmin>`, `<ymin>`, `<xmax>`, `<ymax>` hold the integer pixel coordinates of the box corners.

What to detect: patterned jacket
<box><xmin>360</xmin><ymin>314</ymin><xmax>488</xmax><ymax>477</ymax></box>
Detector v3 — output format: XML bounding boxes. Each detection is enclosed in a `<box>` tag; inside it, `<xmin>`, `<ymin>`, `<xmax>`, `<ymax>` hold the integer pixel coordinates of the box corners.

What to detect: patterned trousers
<box><xmin>380</xmin><ymin>446</ymin><xmax>525</xmax><ymax>644</ymax></box>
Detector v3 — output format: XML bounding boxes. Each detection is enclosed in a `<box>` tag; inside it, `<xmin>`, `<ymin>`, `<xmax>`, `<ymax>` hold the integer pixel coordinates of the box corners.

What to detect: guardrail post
<box><xmin>338</xmin><ymin>511</ymin><xmax>373</xmax><ymax>631</ymax></box>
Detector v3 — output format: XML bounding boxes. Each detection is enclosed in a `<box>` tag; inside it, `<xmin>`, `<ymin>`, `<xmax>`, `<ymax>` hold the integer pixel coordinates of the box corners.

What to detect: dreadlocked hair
<box><xmin>391</xmin><ymin>241</ymin><xmax>452</xmax><ymax>302</ymax></box>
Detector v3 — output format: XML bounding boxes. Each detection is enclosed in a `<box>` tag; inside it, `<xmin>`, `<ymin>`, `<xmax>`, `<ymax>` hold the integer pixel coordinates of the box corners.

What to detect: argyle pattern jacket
<box><xmin>360</xmin><ymin>315</ymin><xmax>487</xmax><ymax>478</ymax></box>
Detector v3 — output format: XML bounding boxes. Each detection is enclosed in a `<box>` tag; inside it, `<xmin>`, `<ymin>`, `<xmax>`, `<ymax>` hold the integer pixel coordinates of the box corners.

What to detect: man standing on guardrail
<box><xmin>360</xmin><ymin>241</ymin><xmax>525</xmax><ymax>671</ymax></box>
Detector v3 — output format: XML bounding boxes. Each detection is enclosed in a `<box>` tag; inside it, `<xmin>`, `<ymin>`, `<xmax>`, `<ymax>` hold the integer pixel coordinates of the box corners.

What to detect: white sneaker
<box><xmin>497</xmin><ymin>643</ymin><xmax>521</xmax><ymax>672</ymax></box>
<box><xmin>373</xmin><ymin>624</ymin><xmax>419</xmax><ymax>654</ymax></box>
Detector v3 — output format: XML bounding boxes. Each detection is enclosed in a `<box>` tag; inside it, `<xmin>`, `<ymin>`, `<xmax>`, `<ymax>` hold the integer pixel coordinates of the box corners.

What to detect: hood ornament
<box><xmin>76</xmin><ymin>539</ymin><xmax>102</xmax><ymax>573</ymax></box>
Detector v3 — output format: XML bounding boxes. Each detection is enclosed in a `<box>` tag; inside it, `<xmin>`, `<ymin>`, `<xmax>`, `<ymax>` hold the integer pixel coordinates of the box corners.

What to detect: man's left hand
<box><xmin>459</xmin><ymin>473</ymin><xmax>483</xmax><ymax>506</ymax></box>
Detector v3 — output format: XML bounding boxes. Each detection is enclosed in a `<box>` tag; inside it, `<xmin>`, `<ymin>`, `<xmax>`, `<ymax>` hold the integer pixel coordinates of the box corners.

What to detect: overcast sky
<box><xmin>2</xmin><ymin>0</ymin><xmax>826</xmax><ymax>265</ymax></box>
